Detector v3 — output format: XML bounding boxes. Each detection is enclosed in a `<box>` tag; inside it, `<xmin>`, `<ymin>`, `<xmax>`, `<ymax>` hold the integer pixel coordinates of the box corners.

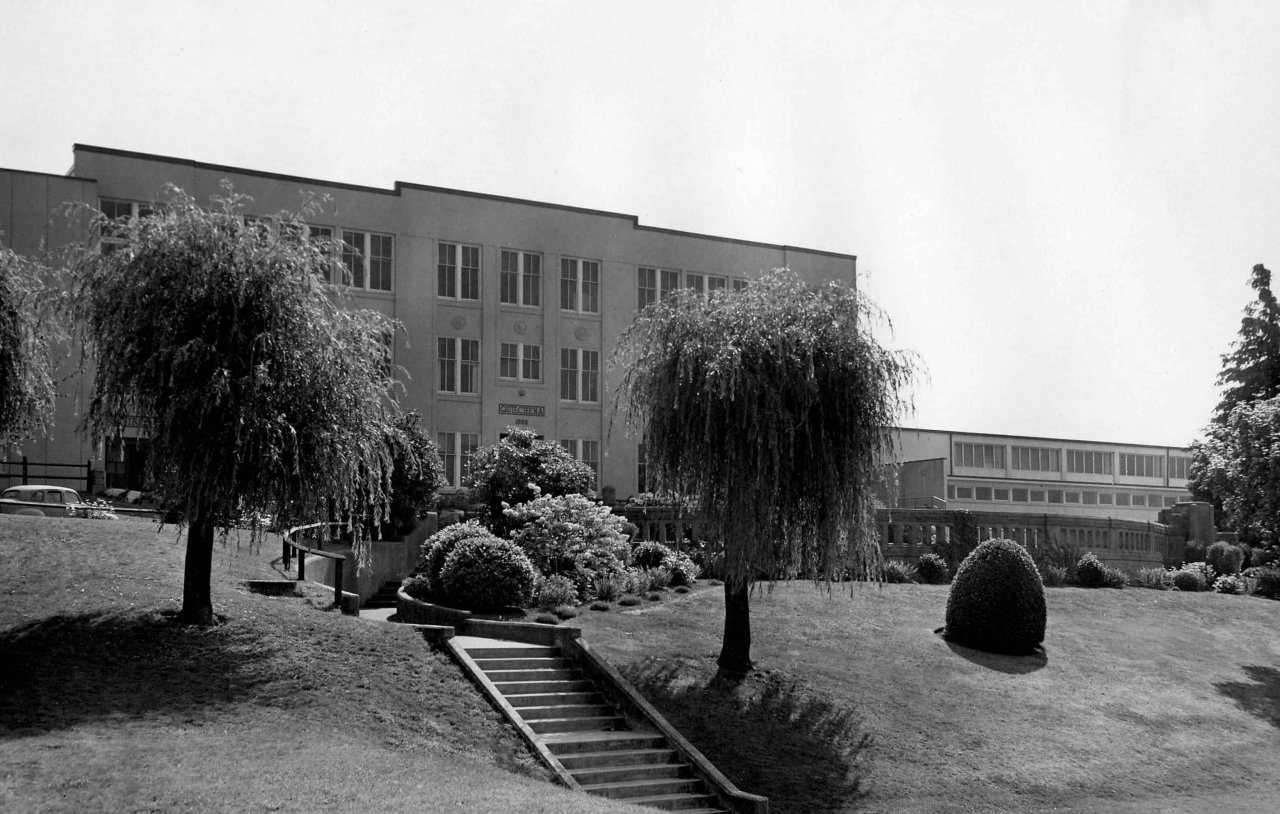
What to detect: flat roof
<box><xmin>70</xmin><ymin>144</ymin><xmax>858</xmax><ymax>262</ymax></box>
<box><xmin>896</xmin><ymin>426</ymin><xmax>1192</xmax><ymax>452</ymax></box>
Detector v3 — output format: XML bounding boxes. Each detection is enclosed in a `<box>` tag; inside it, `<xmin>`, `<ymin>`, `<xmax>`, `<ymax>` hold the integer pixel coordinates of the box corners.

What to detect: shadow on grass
<box><xmin>620</xmin><ymin>657</ymin><xmax>869</xmax><ymax>814</ymax></box>
<box><xmin>1216</xmin><ymin>666</ymin><xmax>1280</xmax><ymax>728</ymax></box>
<box><xmin>936</xmin><ymin>629</ymin><xmax>1048</xmax><ymax>675</ymax></box>
<box><xmin>0</xmin><ymin>609</ymin><xmax>271</xmax><ymax>737</ymax></box>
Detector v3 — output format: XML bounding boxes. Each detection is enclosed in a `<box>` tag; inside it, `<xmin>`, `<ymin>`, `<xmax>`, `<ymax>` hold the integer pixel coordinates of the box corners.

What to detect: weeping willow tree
<box><xmin>613</xmin><ymin>269</ymin><xmax>917</xmax><ymax>673</ymax></box>
<box><xmin>68</xmin><ymin>185</ymin><xmax>402</xmax><ymax>625</ymax></box>
<box><xmin>0</xmin><ymin>242</ymin><xmax>61</xmax><ymax>448</ymax></box>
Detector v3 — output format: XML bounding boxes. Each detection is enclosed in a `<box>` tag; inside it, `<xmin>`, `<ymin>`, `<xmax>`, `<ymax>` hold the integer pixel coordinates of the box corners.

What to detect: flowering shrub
<box><xmin>627</xmin><ymin>541</ymin><xmax>701</xmax><ymax>586</ymax></box>
<box><xmin>1214</xmin><ymin>574</ymin><xmax>1244</xmax><ymax>594</ymax></box>
<box><xmin>1252</xmin><ymin>567</ymin><xmax>1280</xmax><ymax>599</ymax></box>
<box><xmin>631</xmin><ymin>541</ymin><xmax>675</xmax><ymax>569</ymax></box>
<box><xmin>440</xmin><ymin>537</ymin><xmax>537</xmax><ymax>610</ymax></box>
<box><xmin>401</xmin><ymin>573</ymin><xmax>432</xmax><ymax>601</ymax></box>
<box><xmin>1180</xmin><ymin>561</ymin><xmax>1216</xmax><ymax>589</ymax></box>
<box><xmin>466</xmin><ymin>427</ymin><xmax>594</xmax><ymax>535</ymax></box>
<box><xmin>623</xmin><ymin>491</ymin><xmax>700</xmax><ymax>511</ymax></box>
<box><xmin>533</xmin><ymin>574</ymin><xmax>579</xmax><ymax>611</ymax></box>
<box><xmin>1171</xmin><ymin>566</ymin><xmax>1207</xmax><ymax>592</ymax></box>
<box><xmin>506</xmin><ymin>493</ymin><xmax>631</xmax><ymax>598</ymax></box>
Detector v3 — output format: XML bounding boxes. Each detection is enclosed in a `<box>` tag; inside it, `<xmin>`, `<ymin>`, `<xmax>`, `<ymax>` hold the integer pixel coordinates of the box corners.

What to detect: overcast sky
<box><xmin>5</xmin><ymin>0</ymin><xmax>1279</xmax><ymax>448</ymax></box>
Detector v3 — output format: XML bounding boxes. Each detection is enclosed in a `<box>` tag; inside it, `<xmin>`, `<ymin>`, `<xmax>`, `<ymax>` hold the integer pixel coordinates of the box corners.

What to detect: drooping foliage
<box><xmin>1213</xmin><ymin>264</ymin><xmax>1280</xmax><ymax>422</ymax></box>
<box><xmin>67</xmin><ymin>185</ymin><xmax>402</xmax><ymax>624</ymax></box>
<box><xmin>612</xmin><ymin>268</ymin><xmax>917</xmax><ymax>671</ymax></box>
<box><xmin>0</xmin><ymin>243</ymin><xmax>61</xmax><ymax>448</ymax></box>
<box><xmin>1189</xmin><ymin>395</ymin><xmax>1280</xmax><ymax>546</ymax></box>
<box><xmin>466</xmin><ymin>426</ymin><xmax>595</xmax><ymax>535</ymax></box>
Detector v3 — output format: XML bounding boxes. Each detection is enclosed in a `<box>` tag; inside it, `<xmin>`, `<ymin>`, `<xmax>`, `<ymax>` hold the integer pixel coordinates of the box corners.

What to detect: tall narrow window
<box><xmin>439</xmin><ymin>242</ymin><xmax>481</xmax><ymax>300</ymax></box>
<box><xmin>342</xmin><ymin>230</ymin><xmax>366</xmax><ymax>288</ymax></box>
<box><xmin>438</xmin><ymin>338</ymin><xmax>479</xmax><ymax>394</ymax></box>
<box><xmin>501</xmin><ymin>250</ymin><xmax>541</xmax><ymax>306</ymax></box>
<box><xmin>561</xmin><ymin>258</ymin><xmax>600</xmax><ymax>313</ymax></box>
<box><xmin>560</xmin><ymin>349</ymin><xmax>600</xmax><ymax>403</ymax></box>
<box><xmin>500</xmin><ymin>342</ymin><xmax>541</xmax><ymax>381</ymax></box>
<box><xmin>660</xmin><ymin>269</ymin><xmax>680</xmax><ymax>300</ymax></box>
<box><xmin>638</xmin><ymin>267</ymin><xmax>657</xmax><ymax>310</ymax></box>
<box><xmin>560</xmin><ymin>348</ymin><xmax>579</xmax><ymax>401</ymax></box>
<box><xmin>437</xmin><ymin>432</ymin><xmax>457</xmax><ymax>487</ymax></box>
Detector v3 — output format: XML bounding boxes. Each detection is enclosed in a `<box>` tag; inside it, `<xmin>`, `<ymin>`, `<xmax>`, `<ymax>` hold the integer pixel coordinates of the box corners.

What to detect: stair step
<box><xmin>579</xmin><ymin>777</ymin><xmax>703</xmax><ymax>800</ymax></box>
<box><xmin>570</xmin><ymin>762</ymin><xmax>690</xmax><ymax>785</ymax></box>
<box><xmin>466</xmin><ymin>646</ymin><xmax>559</xmax><ymax>659</ymax></box>
<box><xmin>506</xmin><ymin>691</ymin><xmax>603</xmax><ymax>708</ymax></box>
<box><xmin>473</xmin><ymin>656</ymin><xmax>572</xmax><ymax>671</ymax></box>
<box><xmin>485</xmin><ymin>668</ymin><xmax>581</xmax><ymax>683</ymax></box>
<box><xmin>527</xmin><ymin>715</ymin><xmax>628</xmax><ymax>734</ymax></box>
<box><xmin>556</xmin><ymin>748</ymin><xmax>679</xmax><ymax>770</ymax></box>
<box><xmin>543</xmin><ymin>731</ymin><xmax>668</xmax><ymax>754</ymax></box>
<box><xmin>617</xmin><ymin>792</ymin><xmax>721</xmax><ymax>811</ymax></box>
<box><xmin>516</xmin><ymin>704</ymin><xmax>615</xmax><ymax>721</ymax></box>
<box><xmin>493</xmin><ymin>679</ymin><xmax>594</xmax><ymax>695</ymax></box>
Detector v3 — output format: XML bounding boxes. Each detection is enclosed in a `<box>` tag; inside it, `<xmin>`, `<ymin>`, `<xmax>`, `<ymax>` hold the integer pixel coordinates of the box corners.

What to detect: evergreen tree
<box><xmin>1214</xmin><ymin>264</ymin><xmax>1280</xmax><ymax>421</ymax></box>
<box><xmin>613</xmin><ymin>269</ymin><xmax>916</xmax><ymax>674</ymax></box>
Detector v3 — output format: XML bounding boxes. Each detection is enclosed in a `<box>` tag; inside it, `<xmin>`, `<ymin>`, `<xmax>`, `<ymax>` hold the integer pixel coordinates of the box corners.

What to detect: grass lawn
<box><xmin>0</xmin><ymin>514</ymin><xmax>640</xmax><ymax>814</ymax></box>
<box><xmin>570</xmin><ymin>580</ymin><xmax>1280</xmax><ymax>814</ymax></box>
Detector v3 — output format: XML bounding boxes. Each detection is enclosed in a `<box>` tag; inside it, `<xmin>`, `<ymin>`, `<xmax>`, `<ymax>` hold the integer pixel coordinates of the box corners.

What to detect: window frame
<box><xmin>437</xmin><ymin>431</ymin><xmax>480</xmax><ymax>488</ymax></box>
<box><xmin>561</xmin><ymin>257</ymin><xmax>601</xmax><ymax>314</ymax></box>
<box><xmin>438</xmin><ymin>241</ymin><xmax>481</xmax><ymax>301</ymax></box>
<box><xmin>437</xmin><ymin>337</ymin><xmax>480</xmax><ymax>395</ymax></box>
<box><xmin>499</xmin><ymin>342</ymin><xmax>542</xmax><ymax>382</ymax></box>
<box><xmin>501</xmin><ymin>249</ymin><xmax>542</xmax><ymax>307</ymax></box>
<box><xmin>560</xmin><ymin>348</ymin><xmax>600</xmax><ymax>403</ymax></box>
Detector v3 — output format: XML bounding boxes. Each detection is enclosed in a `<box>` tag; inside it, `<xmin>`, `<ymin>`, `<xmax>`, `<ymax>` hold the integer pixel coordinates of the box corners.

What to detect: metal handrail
<box><xmin>281</xmin><ymin>521</ymin><xmax>350</xmax><ymax>608</ymax></box>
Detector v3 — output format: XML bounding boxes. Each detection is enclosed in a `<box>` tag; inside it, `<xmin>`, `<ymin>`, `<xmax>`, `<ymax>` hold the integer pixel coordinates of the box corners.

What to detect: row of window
<box><xmin>435</xmin><ymin>431</ymin><xmax>599</xmax><ymax>488</ymax></box>
<box><xmin>436</xmin><ymin>338</ymin><xmax>599</xmax><ymax>402</ymax></box>
<box><xmin>947</xmin><ymin>483</ymin><xmax>1185</xmax><ymax>508</ymax></box>
<box><xmin>636</xmin><ymin>267</ymin><xmax>748</xmax><ymax>310</ymax></box>
<box><xmin>882</xmin><ymin>523</ymin><xmax>1153</xmax><ymax>553</ymax></box>
<box><xmin>954</xmin><ymin>442</ymin><xmax>1189</xmax><ymax>480</ymax></box>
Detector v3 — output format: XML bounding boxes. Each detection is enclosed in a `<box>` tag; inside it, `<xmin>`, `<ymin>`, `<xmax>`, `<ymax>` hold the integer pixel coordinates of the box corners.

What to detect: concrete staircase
<box><xmin>363</xmin><ymin>579</ymin><xmax>403</xmax><ymax>610</ymax></box>
<box><xmin>464</xmin><ymin>641</ymin><xmax>729</xmax><ymax>813</ymax></box>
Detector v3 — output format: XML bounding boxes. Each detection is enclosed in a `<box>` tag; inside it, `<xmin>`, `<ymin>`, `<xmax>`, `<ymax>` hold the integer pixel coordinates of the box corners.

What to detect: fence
<box><xmin>0</xmin><ymin>457</ymin><xmax>95</xmax><ymax>493</ymax></box>
<box><xmin>281</xmin><ymin>522</ymin><xmax>349</xmax><ymax>609</ymax></box>
<box><xmin>619</xmin><ymin>505</ymin><xmax>708</xmax><ymax>556</ymax></box>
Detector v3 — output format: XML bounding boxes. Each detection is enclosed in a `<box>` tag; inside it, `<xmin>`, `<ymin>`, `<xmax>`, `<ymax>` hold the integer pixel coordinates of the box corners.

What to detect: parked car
<box><xmin>0</xmin><ymin>485</ymin><xmax>86</xmax><ymax>517</ymax></box>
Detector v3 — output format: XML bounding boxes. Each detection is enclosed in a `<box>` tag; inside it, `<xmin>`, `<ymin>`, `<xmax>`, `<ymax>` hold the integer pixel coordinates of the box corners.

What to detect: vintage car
<box><xmin>0</xmin><ymin>485</ymin><xmax>86</xmax><ymax>517</ymax></box>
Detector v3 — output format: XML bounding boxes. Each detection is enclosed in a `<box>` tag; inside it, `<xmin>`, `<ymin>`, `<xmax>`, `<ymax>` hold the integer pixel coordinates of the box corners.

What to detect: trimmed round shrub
<box><xmin>401</xmin><ymin>573</ymin><xmax>431</xmax><ymax>601</ymax></box>
<box><xmin>439</xmin><ymin>537</ymin><xmax>537</xmax><ymax>611</ymax></box>
<box><xmin>666</xmin><ymin>552</ymin><xmax>701</xmax><ymax>587</ymax></box>
<box><xmin>1076</xmin><ymin>553</ymin><xmax>1107</xmax><ymax>588</ymax></box>
<box><xmin>916</xmin><ymin>553</ymin><xmax>950</xmax><ymax>585</ymax></box>
<box><xmin>1207</xmin><ymin>541</ymin><xmax>1244</xmax><ymax>576</ymax></box>
<box><xmin>1171</xmin><ymin>567</ymin><xmax>1206</xmax><ymax>592</ymax></box>
<box><xmin>944</xmin><ymin>538</ymin><xmax>1046</xmax><ymax>654</ymax></box>
<box><xmin>420</xmin><ymin>520</ymin><xmax>498</xmax><ymax>598</ymax></box>
<box><xmin>533</xmin><ymin>574</ymin><xmax>579</xmax><ymax>611</ymax></box>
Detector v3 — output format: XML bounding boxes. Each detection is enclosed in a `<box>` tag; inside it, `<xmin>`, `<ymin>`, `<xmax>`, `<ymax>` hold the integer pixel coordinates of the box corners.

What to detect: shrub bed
<box><xmin>440</xmin><ymin>537</ymin><xmax>537</xmax><ymax>611</ymax></box>
<box><xmin>944</xmin><ymin>538</ymin><xmax>1046</xmax><ymax>654</ymax></box>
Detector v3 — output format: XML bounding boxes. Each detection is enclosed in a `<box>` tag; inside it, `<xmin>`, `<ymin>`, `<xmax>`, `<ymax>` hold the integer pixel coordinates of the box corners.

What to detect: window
<box><xmin>1099</xmin><ymin>493</ymin><xmax>1114</xmax><ymax>505</ymax></box>
<box><xmin>1011</xmin><ymin>446</ymin><xmax>1059</xmax><ymax>472</ymax></box>
<box><xmin>1119</xmin><ymin>454</ymin><xmax>1164</xmax><ymax>478</ymax></box>
<box><xmin>438</xmin><ymin>242</ymin><xmax>481</xmax><ymax>300</ymax></box>
<box><xmin>437</xmin><ymin>432</ymin><xmax>480</xmax><ymax>487</ymax></box>
<box><xmin>686</xmin><ymin>273</ymin><xmax>705</xmax><ymax>297</ymax></box>
<box><xmin>1029</xmin><ymin>490</ymin><xmax>1045</xmax><ymax>502</ymax></box>
<box><xmin>707</xmin><ymin>275</ymin><xmax>727</xmax><ymax>294</ymax></box>
<box><xmin>994</xmin><ymin>488</ymin><xmax>1009</xmax><ymax>500</ymax></box>
<box><xmin>1067</xmin><ymin>450</ymin><xmax>1113</xmax><ymax>475</ymax></box>
<box><xmin>638</xmin><ymin>267</ymin><xmax>657</xmax><ymax>310</ymax></box>
<box><xmin>501</xmin><ymin>250</ymin><xmax>541</xmax><ymax>306</ymax></box>
<box><xmin>660</xmin><ymin>269</ymin><xmax>680</xmax><ymax>300</ymax></box>
<box><xmin>1132</xmin><ymin>494</ymin><xmax>1147</xmax><ymax>507</ymax></box>
<box><xmin>561</xmin><ymin>258</ymin><xmax>600</xmax><ymax>313</ymax></box>
<box><xmin>1165</xmin><ymin>496</ymin><xmax>1181</xmax><ymax>507</ymax></box>
<box><xmin>1116</xmin><ymin>493</ymin><xmax>1131</xmax><ymax>506</ymax></box>
<box><xmin>438</xmin><ymin>337</ymin><xmax>479</xmax><ymax>394</ymax></box>
<box><xmin>500</xmin><ymin>342</ymin><xmax>541</xmax><ymax>381</ymax></box>
<box><xmin>560</xmin><ymin>348</ymin><xmax>599</xmax><ymax>403</ymax></box>
<box><xmin>732</xmin><ymin>278</ymin><xmax>749</xmax><ymax>292</ymax></box>
<box><xmin>1065</xmin><ymin>492</ymin><xmax>1080</xmax><ymax>504</ymax></box>
<box><xmin>1147</xmin><ymin>494</ymin><xmax>1163</xmax><ymax>508</ymax></box>
<box><xmin>975</xmin><ymin>486</ymin><xmax>993</xmax><ymax>501</ymax></box>
<box><xmin>1048</xmin><ymin>490</ymin><xmax>1064</xmax><ymax>504</ymax></box>
<box><xmin>1012</xmin><ymin>488</ymin><xmax>1029</xmax><ymax>502</ymax></box>
<box><xmin>561</xmin><ymin>439</ymin><xmax>601</xmax><ymax>485</ymax></box>
<box><xmin>1169</xmin><ymin>456</ymin><xmax>1191</xmax><ymax>480</ymax></box>
<box><xmin>339</xmin><ymin>230</ymin><xmax>394</xmax><ymax>292</ymax></box>
<box><xmin>954</xmin><ymin>442</ymin><xmax>1004</xmax><ymax>469</ymax></box>
<box><xmin>1083</xmin><ymin>491</ymin><xmax>1098</xmax><ymax>505</ymax></box>
<box><xmin>955</xmin><ymin>486</ymin><xmax>973</xmax><ymax>499</ymax></box>
<box><xmin>98</xmin><ymin>198</ymin><xmax>154</xmax><ymax>252</ymax></box>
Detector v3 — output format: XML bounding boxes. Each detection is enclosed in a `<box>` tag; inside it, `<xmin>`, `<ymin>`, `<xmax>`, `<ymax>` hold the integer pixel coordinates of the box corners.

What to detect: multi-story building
<box><xmin>1</xmin><ymin>144</ymin><xmax>858</xmax><ymax>498</ymax></box>
<box><xmin>890</xmin><ymin>427</ymin><xmax>1195</xmax><ymax>522</ymax></box>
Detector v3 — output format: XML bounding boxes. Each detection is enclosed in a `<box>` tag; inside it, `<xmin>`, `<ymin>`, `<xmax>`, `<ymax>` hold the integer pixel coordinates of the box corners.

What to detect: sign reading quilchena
<box><xmin>498</xmin><ymin>403</ymin><xmax>545</xmax><ymax>417</ymax></box>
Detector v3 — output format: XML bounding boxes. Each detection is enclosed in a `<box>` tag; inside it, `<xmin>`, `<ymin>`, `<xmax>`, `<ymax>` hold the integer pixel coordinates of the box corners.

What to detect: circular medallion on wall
<box><xmin>514</xmin><ymin>320</ymin><xmax>527</xmax><ymax>335</ymax></box>
<box><xmin>573</xmin><ymin>326</ymin><xmax>588</xmax><ymax>341</ymax></box>
<box><xmin>451</xmin><ymin>316</ymin><xmax>466</xmax><ymax>330</ymax></box>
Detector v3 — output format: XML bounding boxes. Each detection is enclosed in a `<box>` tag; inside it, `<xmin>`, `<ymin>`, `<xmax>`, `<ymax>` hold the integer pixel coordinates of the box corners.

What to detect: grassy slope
<box><xmin>0</xmin><ymin>515</ymin><xmax>639</xmax><ymax>814</ymax></box>
<box><xmin>570</xmin><ymin>581</ymin><xmax>1280</xmax><ymax>814</ymax></box>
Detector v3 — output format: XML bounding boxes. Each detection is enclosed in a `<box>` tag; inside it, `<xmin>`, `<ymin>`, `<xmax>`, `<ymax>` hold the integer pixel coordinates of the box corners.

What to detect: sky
<box><xmin>5</xmin><ymin>0</ymin><xmax>1280</xmax><ymax>448</ymax></box>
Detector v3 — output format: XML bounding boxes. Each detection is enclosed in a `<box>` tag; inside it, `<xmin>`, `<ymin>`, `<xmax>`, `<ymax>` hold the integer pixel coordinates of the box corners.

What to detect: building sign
<box><xmin>499</xmin><ymin>403</ymin><xmax>545</xmax><ymax>417</ymax></box>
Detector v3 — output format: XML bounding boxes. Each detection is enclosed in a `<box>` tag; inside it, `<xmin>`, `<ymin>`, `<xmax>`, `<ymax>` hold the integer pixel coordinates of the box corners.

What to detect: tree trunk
<box><xmin>178</xmin><ymin>513</ymin><xmax>216</xmax><ymax>625</ymax></box>
<box><xmin>717</xmin><ymin>579</ymin><xmax>753</xmax><ymax>674</ymax></box>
